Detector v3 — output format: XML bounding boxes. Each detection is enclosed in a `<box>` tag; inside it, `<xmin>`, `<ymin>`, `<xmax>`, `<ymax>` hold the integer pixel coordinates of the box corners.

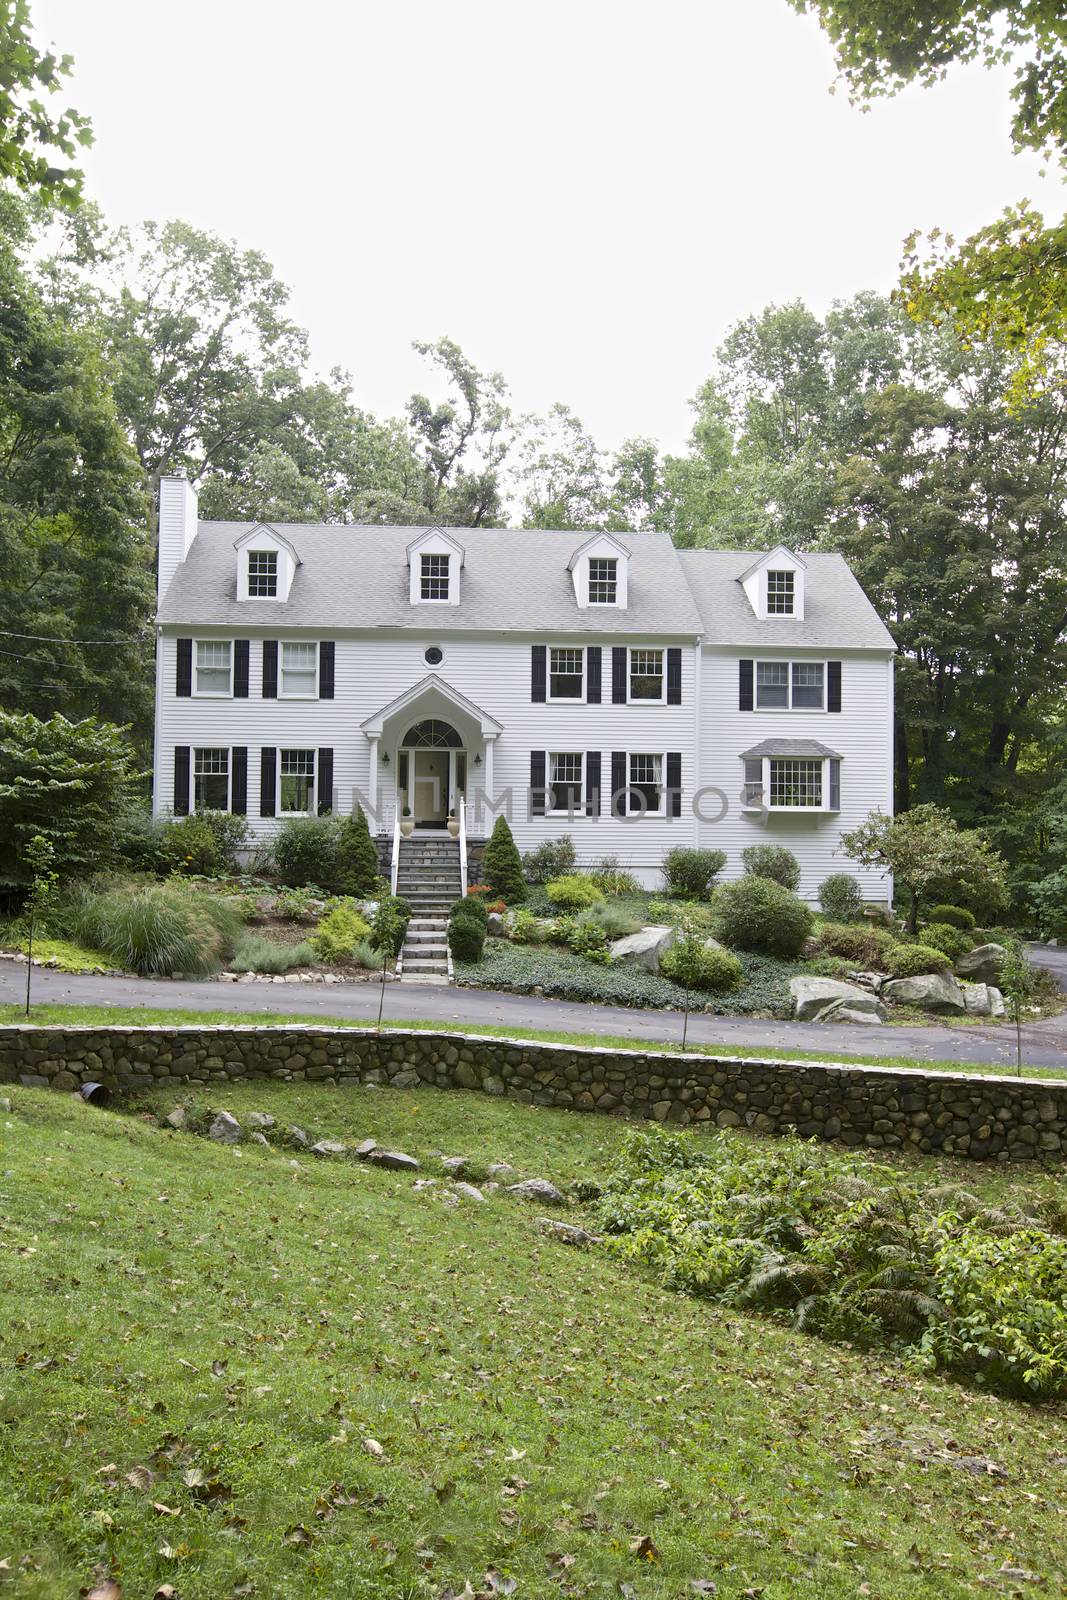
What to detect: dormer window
<box><xmin>421</xmin><ymin>552</ymin><xmax>450</xmax><ymax>601</ymax></box>
<box><xmin>248</xmin><ymin>550</ymin><xmax>278</xmax><ymax>597</ymax></box>
<box><xmin>588</xmin><ymin>556</ymin><xmax>618</xmax><ymax>605</ymax></box>
<box><xmin>767</xmin><ymin>570</ymin><xmax>794</xmax><ymax>614</ymax></box>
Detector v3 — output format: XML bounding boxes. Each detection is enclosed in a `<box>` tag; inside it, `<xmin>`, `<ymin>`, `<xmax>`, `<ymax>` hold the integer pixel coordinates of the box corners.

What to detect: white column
<box><xmin>484</xmin><ymin>736</ymin><xmax>494</xmax><ymax>816</ymax></box>
<box><xmin>368</xmin><ymin>736</ymin><xmax>378</xmax><ymax>822</ymax></box>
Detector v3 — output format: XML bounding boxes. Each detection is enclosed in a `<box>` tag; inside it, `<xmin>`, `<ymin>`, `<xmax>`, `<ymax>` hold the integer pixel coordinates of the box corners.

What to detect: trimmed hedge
<box><xmin>660</xmin><ymin>938</ymin><xmax>743</xmax><ymax>993</ymax></box>
<box><xmin>922</xmin><ymin>921</ymin><xmax>975</xmax><ymax>962</ymax></box>
<box><xmin>886</xmin><ymin>943</ymin><xmax>952</xmax><ymax>978</ymax></box>
<box><xmin>817</xmin><ymin>873</ymin><xmax>865</xmax><ymax>922</ymax></box>
<box><xmin>742</xmin><ymin>844</ymin><xmax>801</xmax><ymax>892</ymax></box>
<box><xmin>927</xmin><ymin>904</ymin><xmax>977</xmax><ymax>930</ymax></box>
<box><xmin>661</xmin><ymin>848</ymin><xmax>727</xmax><ymax>899</ymax></box>
<box><xmin>711</xmin><ymin>877</ymin><xmax>813</xmax><ymax>957</ymax></box>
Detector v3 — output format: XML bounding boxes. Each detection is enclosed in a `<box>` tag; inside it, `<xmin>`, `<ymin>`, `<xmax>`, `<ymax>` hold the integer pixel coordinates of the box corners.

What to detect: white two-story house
<box><xmin>153</xmin><ymin>474</ymin><xmax>895</xmax><ymax>902</ymax></box>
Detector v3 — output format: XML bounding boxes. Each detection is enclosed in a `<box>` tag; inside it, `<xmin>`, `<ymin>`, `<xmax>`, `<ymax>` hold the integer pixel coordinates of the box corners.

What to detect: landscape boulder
<box><xmin>453</xmin><ymin>1182</ymin><xmax>487</xmax><ymax>1203</ymax></box>
<box><xmin>246</xmin><ymin>1111</ymin><xmax>275</xmax><ymax>1129</ymax></box>
<box><xmin>790</xmin><ymin>977</ymin><xmax>885</xmax><ymax>1022</ymax></box>
<box><xmin>311</xmin><ymin>1140</ymin><xmax>349</xmax><ymax>1158</ymax></box>
<box><xmin>163</xmin><ymin>1107</ymin><xmax>186</xmax><ymax>1129</ymax></box>
<box><xmin>366</xmin><ymin>1148</ymin><xmax>420</xmax><ymax>1172</ymax></box>
<box><xmin>486</xmin><ymin>912</ymin><xmax>506</xmax><ymax>937</ymax></box>
<box><xmin>208</xmin><ymin>1111</ymin><xmax>242</xmax><ymax>1144</ymax></box>
<box><xmin>507</xmin><ymin>1177</ymin><xmax>565</xmax><ymax>1206</ymax></box>
<box><xmin>827</xmin><ymin>1004</ymin><xmax>886</xmax><ymax>1025</ymax></box>
<box><xmin>955</xmin><ymin>943</ymin><xmax>1007</xmax><ymax>985</ymax></box>
<box><xmin>536</xmin><ymin>1218</ymin><xmax>600</xmax><ymax>1246</ymax></box>
<box><xmin>961</xmin><ymin>982</ymin><xmax>1006</xmax><ymax>1018</ymax></box>
<box><xmin>882</xmin><ymin>972</ymin><xmax>967</xmax><ymax>1013</ymax></box>
<box><xmin>608</xmin><ymin>924</ymin><xmax>679</xmax><ymax>975</ymax></box>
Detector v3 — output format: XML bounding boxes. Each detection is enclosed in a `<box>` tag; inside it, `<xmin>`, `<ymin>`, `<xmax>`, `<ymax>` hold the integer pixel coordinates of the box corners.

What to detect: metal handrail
<box><xmin>390</xmin><ymin>801</ymin><xmax>401</xmax><ymax>896</ymax></box>
<box><xmin>458</xmin><ymin>794</ymin><xmax>467</xmax><ymax>897</ymax></box>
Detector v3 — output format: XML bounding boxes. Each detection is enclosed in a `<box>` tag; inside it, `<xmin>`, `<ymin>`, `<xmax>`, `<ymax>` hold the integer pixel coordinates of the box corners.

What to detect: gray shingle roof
<box><xmin>740</xmin><ymin>739</ymin><xmax>842</xmax><ymax>759</ymax></box>
<box><xmin>157</xmin><ymin>521</ymin><xmax>894</xmax><ymax>650</ymax></box>
<box><xmin>677</xmin><ymin>549</ymin><xmax>896</xmax><ymax>649</ymax></box>
<box><xmin>158</xmin><ymin>523</ymin><xmax>705</xmax><ymax>635</ymax></box>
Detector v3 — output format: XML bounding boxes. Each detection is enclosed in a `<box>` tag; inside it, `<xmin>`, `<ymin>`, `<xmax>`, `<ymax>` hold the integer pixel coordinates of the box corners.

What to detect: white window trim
<box><xmin>628</xmin><ymin>751</ymin><xmax>666</xmax><ymax>818</ymax></box>
<box><xmin>741</xmin><ymin>754</ymin><xmax>840</xmax><ymax>813</ymax></box>
<box><xmin>754</xmin><ymin>659</ymin><xmax>826</xmax><ymax>712</ymax></box>
<box><xmin>587</xmin><ymin>555</ymin><xmax>620</xmax><ymax>607</ymax></box>
<box><xmin>278</xmin><ymin>749</ymin><xmax>316</xmax><ymax>817</ymax></box>
<box><xmin>418</xmin><ymin>552</ymin><xmax>451</xmax><ymax>604</ymax></box>
<box><xmin>547</xmin><ymin>645</ymin><xmax>586</xmax><ymax>704</ymax></box>
<box><xmin>548</xmin><ymin>751</ymin><xmax>585</xmax><ymax>816</ymax></box>
<box><xmin>193</xmin><ymin>746</ymin><xmax>231</xmax><ymax>812</ymax></box>
<box><xmin>627</xmin><ymin>647</ymin><xmax>666</xmax><ymax>705</ymax></box>
<box><xmin>247</xmin><ymin>548</ymin><xmax>281</xmax><ymax>601</ymax></box>
<box><xmin>279</xmin><ymin>640</ymin><xmax>320</xmax><ymax>700</ymax></box>
<box><xmin>765</xmin><ymin>569</ymin><xmax>796</xmax><ymax>617</ymax></box>
<box><xmin>193</xmin><ymin>638</ymin><xmax>233</xmax><ymax>698</ymax></box>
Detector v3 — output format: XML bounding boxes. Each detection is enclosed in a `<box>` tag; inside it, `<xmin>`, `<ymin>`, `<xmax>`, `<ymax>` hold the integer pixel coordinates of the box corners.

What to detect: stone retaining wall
<box><xmin>2</xmin><ymin>1025</ymin><xmax>1065</xmax><ymax>1161</ymax></box>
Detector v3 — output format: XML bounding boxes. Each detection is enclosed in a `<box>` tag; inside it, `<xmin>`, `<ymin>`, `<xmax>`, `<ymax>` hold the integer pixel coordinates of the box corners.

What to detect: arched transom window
<box><xmin>403</xmin><ymin>719</ymin><xmax>462</xmax><ymax>748</ymax></box>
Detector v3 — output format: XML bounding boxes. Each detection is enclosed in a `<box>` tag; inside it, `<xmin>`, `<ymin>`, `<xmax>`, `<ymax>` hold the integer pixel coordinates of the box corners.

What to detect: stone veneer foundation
<box><xmin>0</xmin><ymin>1025</ymin><xmax>1064</xmax><ymax>1162</ymax></box>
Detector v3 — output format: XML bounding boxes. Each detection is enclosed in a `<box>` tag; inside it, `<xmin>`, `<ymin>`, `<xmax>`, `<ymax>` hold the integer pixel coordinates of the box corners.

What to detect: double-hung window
<box><xmin>195</xmin><ymin>640</ymin><xmax>232</xmax><ymax>696</ymax></box>
<box><xmin>194</xmin><ymin>748</ymin><xmax>229</xmax><ymax>811</ymax></box>
<box><xmin>767</xmin><ymin>570</ymin><xmax>794</xmax><ymax>614</ymax></box>
<box><xmin>588</xmin><ymin>556</ymin><xmax>617</xmax><ymax>604</ymax></box>
<box><xmin>755</xmin><ymin>660</ymin><xmax>825</xmax><ymax>709</ymax></box>
<box><xmin>420</xmin><ymin>553</ymin><xmax>449</xmax><ymax>601</ymax></box>
<box><xmin>549</xmin><ymin>647</ymin><xmax>584</xmax><ymax>700</ymax></box>
<box><xmin>248</xmin><ymin>550</ymin><xmax>278</xmax><ymax>597</ymax></box>
<box><xmin>629</xmin><ymin>753</ymin><xmax>662</xmax><ymax>814</ymax></box>
<box><xmin>280</xmin><ymin>749</ymin><xmax>315</xmax><ymax>814</ymax></box>
<box><xmin>281</xmin><ymin>641</ymin><xmax>318</xmax><ymax>697</ymax></box>
<box><xmin>629</xmin><ymin>648</ymin><xmax>664</xmax><ymax>701</ymax></box>
<box><xmin>550</xmin><ymin>752</ymin><xmax>583</xmax><ymax>814</ymax></box>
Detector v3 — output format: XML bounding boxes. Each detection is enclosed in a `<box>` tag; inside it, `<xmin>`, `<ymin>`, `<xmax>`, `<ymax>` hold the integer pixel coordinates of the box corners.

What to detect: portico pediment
<box><xmin>360</xmin><ymin>674</ymin><xmax>502</xmax><ymax>741</ymax></box>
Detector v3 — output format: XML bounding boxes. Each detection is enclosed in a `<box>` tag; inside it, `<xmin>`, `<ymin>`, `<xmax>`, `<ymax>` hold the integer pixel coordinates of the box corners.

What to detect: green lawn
<box><xmin>2</xmin><ymin>1000</ymin><xmax>1065</xmax><ymax>1081</ymax></box>
<box><xmin>1</xmin><ymin>1081</ymin><xmax>1065</xmax><ymax>1597</ymax></box>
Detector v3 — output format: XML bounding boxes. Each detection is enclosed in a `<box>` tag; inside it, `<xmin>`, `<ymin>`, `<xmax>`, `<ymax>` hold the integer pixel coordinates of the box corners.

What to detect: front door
<box><xmin>413</xmin><ymin>749</ymin><xmax>449</xmax><ymax>824</ymax></box>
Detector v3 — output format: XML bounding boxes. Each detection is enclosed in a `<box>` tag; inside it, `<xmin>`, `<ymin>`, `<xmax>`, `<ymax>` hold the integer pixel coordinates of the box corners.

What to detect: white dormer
<box><xmin>406</xmin><ymin>528</ymin><xmax>465</xmax><ymax>607</ymax></box>
<box><xmin>740</xmin><ymin>545</ymin><xmax>806</xmax><ymax>621</ymax></box>
<box><xmin>234</xmin><ymin>524</ymin><xmax>300</xmax><ymax>603</ymax></box>
<box><xmin>568</xmin><ymin>532</ymin><xmax>630</xmax><ymax>610</ymax></box>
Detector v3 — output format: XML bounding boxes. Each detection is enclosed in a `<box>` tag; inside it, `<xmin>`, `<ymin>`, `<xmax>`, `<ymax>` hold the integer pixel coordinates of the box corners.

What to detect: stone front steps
<box><xmin>396</xmin><ymin>836</ymin><xmax>462</xmax><ymax>984</ymax></box>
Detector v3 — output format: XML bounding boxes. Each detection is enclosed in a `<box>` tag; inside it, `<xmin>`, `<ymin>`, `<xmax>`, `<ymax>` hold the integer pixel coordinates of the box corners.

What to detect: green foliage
<box><xmin>481</xmin><ymin>815</ymin><xmax>526</xmax><ymax>904</ymax></box>
<box><xmin>886</xmin><ymin>943</ymin><xmax>952</xmax><ymax>978</ymax></box>
<box><xmin>230</xmin><ymin>935</ymin><xmax>315</xmax><ymax>974</ymax></box>
<box><xmin>561</xmin><ymin>912</ymin><xmax>611</xmax><ymax>965</ymax></box>
<box><xmin>802</xmin><ymin>954</ymin><xmax>854</xmax><ymax>979</ymax></box>
<box><xmin>272</xmin><ymin>817</ymin><xmax>339</xmax><ymax>890</ymax></box>
<box><xmin>0</xmin><ymin>711</ymin><xmax>138</xmax><ymax>885</ymax></box>
<box><xmin>334</xmin><ymin>807</ymin><xmax>378</xmax><ymax>898</ymax></box>
<box><xmin>661</xmin><ymin>847</ymin><xmax>727</xmax><ymax>899</ymax></box>
<box><xmin>818</xmin><ymin>873</ymin><xmax>865</xmax><ymax>922</ymax></box>
<box><xmin>711</xmin><ymin>877</ymin><xmax>814</xmax><ymax>957</ymax></box>
<box><xmin>584</xmin><ymin>900</ymin><xmax>641</xmax><ymax>939</ymax></box>
<box><xmin>661</xmin><ymin>938</ymin><xmax>743</xmax><ymax>993</ymax></box>
<box><xmin>921</xmin><ymin>922</ymin><xmax>975</xmax><ymax>962</ymax></box>
<box><xmin>588</xmin><ymin>857</ymin><xmax>641</xmax><ymax>897</ymax></box>
<box><xmin>451</xmin><ymin>895</ymin><xmax>489</xmax><ymax>927</ymax></box>
<box><xmin>521</xmin><ymin>834</ymin><xmax>577</xmax><ymax>884</ymax></box>
<box><xmin>310</xmin><ymin>902</ymin><xmax>372</xmax><ymax>963</ymax></box>
<box><xmin>545</xmin><ymin>873</ymin><xmax>604</xmax><ymax>911</ymax></box>
<box><xmin>815</xmin><ymin>921</ymin><xmax>894</xmax><ymax>968</ymax></box>
<box><xmin>507</xmin><ymin>908</ymin><xmax>549</xmax><ymax>945</ymax></box>
<box><xmin>843</xmin><ymin>805</ymin><xmax>1008</xmax><ymax>931</ymax></box>
<box><xmin>370</xmin><ymin>893</ymin><xmax>410</xmax><ymax>958</ymax></box>
<box><xmin>927</xmin><ymin>904</ymin><xmax>976</xmax><ymax>930</ymax></box>
<box><xmin>350</xmin><ymin>938</ymin><xmax>379</xmax><ymax>971</ymax></box>
<box><xmin>0</xmin><ymin>1</ymin><xmax>92</xmax><ymax>204</ymax></box>
<box><xmin>12</xmin><ymin>936</ymin><xmax>113</xmax><ymax>974</ymax></box>
<box><xmin>55</xmin><ymin>879</ymin><xmax>241</xmax><ymax>976</ymax></box>
<box><xmin>599</xmin><ymin>1126</ymin><xmax>1067</xmax><ymax>1397</ymax></box>
<box><xmin>159</xmin><ymin>811</ymin><xmax>250</xmax><ymax>877</ymax></box>
<box><xmin>742</xmin><ymin>843</ymin><xmax>801</xmax><ymax>892</ymax></box>
<box><xmin>448</xmin><ymin>910</ymin><xmax>485</xmax><ymax>963</ymax></box>
<box><xmin>273</xmin><ymin>886</ymin><xmax>321</xmax><ymax>922</ymax></box>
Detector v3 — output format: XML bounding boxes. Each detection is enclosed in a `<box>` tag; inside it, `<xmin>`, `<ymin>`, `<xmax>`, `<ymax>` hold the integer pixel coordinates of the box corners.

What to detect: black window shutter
<box><xmin>231</xmin><ymin>747</ymin><xmax>248</xmax><ymax>815</ymax></box>
<box><xmin>260</xmin><ymin>747</ymin><xmax>276</xmax><ymax>817</ymax></box>
<box><xmin>611</xmin><ymin>750</ymin><xmax>627</xmax><ymax>817</ymax></box>
<box><xmin>317</xmin><ymin>747</ymin><xmax>334</xmax><ymax>814</ymax></box>
<box><xmin>586</xmin><ymin>646</ymin><xmax>602</xmax><ymax>704</ymax></box>
<box><xmin>319</xmin><ymin>641</ymin><xmax>335</xmax><ymax>700</ymax></box>
<box><xmin>666</xmin><ymin>751</ymin><xmax>682</xmax><ymax>818</ymax></box>
<box><xmin>612</xmin><ymin>647</ymin><xmax>627</xmax><ymax>704</ymax></box>
<box><xmin>827</xmin><ymin>660</ymin><xmax>842</xmax><ymax>712</ymax></box>
<box><xmin>739</xmin><ymin>658</ymin><xmax>754</xmax><ymax>711</ymax></box>
<box><xmin>531</xmin><ymin>645</ymin><xmax>547</xmax><ymax>703</ymax></box>
<box><xmin>176</xmin><ymin>638</ymin><xmax>192</xmax><ymax>697</ymax></box>
<box><xmin>233</xmin><ymin>639</ymin><xmax>249</xmax><ymax>698</ymax></box>
<box><xmin>262</xmin><ymin>640</ymin><xmax>278</xmax><ymax>698</ymax></box>
<box><xmin>666</xmin><ymin>648</ymin><xmax>682</xmax><ymax>705</ymax></box>
<box><xmin>530</xmin><ymin>750</ymin><xmax>547</xmax><ymax>816</ymax></box>
<box><xmin>585</xmin><ymin>750</ymin><xmax>601</xmax><ymax>817</ymax></box>
<box><xmin>173</xmin><ymin>746</ymin><xmax>190</xmax><ymax>815</ymax></box>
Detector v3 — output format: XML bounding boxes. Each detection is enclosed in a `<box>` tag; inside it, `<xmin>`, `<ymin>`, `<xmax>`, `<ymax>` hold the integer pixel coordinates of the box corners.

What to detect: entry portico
<box><xmin>361</xmin><ymin>674</ymin><xmax>502</xmax><ymax>828</ymax></box>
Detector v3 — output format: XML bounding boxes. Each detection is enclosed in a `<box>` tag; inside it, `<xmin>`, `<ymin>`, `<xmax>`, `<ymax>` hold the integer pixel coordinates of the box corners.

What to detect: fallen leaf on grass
<box><xmin>629</xmin><ymin>1535</ymin><xmax>660</xmax><ymax>1562</ymax></box>
<box><xmin>362</xmin><ymin>1437</ymin><xmax>385</xmax><ymax>1458</ymax></box>
<box><xmin>125</xmin><ymin>1465</ymin><xmax>154</xmax><ymax>1492</ymax></box>
<box><xmin>485</xmin><ymin>1571</ymin><xmax>516</xmax><ymax>1595</ymax></box>
<box><xmin>284</xmin><ymin>1524</ymin><xmax>313</xmax><ymax>1546</ymax></box>
<box><xmin>152</xmin><ymin>1502</ymin><xmax>181</xmax><ymax>1517</ymax></box>
<box><xmin>689</xmin><ymin>1584</ymin><xmax>718</xmax><ymax>1595</ymax></box>
<box><xmin>546</xmin><ymin>1552</ymin><xmax>576</xmax><ymax>1578</ymax></box>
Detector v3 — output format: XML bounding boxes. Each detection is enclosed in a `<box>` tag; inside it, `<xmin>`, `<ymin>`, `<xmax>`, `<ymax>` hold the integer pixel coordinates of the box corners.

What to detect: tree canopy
<box><xmin>0</xmin><ymin>0</ymin><xmax>91</xmax><ymax>205</ymax></box>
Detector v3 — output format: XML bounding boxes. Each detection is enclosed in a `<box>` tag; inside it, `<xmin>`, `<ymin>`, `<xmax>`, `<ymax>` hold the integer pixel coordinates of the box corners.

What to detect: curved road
<box><xmin>3</xmin><ymin>950</ymin><xmax>1067</xmax><ymax>1074</ymax></box>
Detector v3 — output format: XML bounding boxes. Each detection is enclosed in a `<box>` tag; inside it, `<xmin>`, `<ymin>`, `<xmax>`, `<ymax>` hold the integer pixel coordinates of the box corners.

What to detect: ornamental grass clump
<box><xmin>599</xmin><ymin>1126</ymin><xmax>1067</xmax><ymax>1398</ymax></box>
<box><xmin>56</xmin><ymin>880</ymin><xmax>242</xmax><ymax>976</ymax></box>
<box><xmin>231</xmin><ymin>934</ymin><xmax>316</xmax><ymax>974</ymax></box>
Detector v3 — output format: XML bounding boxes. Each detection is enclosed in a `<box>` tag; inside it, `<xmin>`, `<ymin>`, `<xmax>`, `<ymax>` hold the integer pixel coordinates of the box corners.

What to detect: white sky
<box><xmin>34</xmin><ymin>0</ymin><xmax>1065</xmax><ymax>454</ymax></box>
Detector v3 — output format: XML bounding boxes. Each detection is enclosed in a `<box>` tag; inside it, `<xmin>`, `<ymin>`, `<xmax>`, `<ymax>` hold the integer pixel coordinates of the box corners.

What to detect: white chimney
<box><xmin>157</xmin><ymin>473</ymin><xmax>199</xmax><ymax>602</ymax></box>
